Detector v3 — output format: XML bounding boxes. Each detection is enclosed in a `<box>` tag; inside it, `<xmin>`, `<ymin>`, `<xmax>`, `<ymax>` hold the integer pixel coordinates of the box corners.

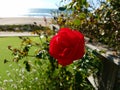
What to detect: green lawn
<box><xmin>0</xmin><ymin>36</ymin><xmax>40</xmax><ymax>79</ymax></box>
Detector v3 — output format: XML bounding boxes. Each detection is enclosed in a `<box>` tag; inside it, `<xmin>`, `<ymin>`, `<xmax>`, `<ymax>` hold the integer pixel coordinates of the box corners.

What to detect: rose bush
<box><xmin>49</xmin><ymin>28</ymin><xmax>85</xmax><ymax>66</ymax></box>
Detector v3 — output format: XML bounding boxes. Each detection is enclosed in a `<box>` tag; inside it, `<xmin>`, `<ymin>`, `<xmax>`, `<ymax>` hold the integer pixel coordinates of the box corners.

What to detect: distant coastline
<box><xmin>26</xmin><ymin>8</ymin><xmax>58</xmax><ymax>17</ymax></box>
<box><xmin>0</xmin><ymin>8</ymin><xmax>58</xmax><ymax>18</ymax></box>
<box><xmin>0</xmin><ymin>8</ymin><xmax>58</xmax><ymax>26</ymax></box>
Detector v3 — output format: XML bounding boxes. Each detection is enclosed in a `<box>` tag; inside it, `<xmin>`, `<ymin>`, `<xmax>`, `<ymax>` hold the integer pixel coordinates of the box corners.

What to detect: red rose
<box><xmin>49</xmin><ymin>28</ymin><xmax>85</xmax><ymax>66</ymax></box>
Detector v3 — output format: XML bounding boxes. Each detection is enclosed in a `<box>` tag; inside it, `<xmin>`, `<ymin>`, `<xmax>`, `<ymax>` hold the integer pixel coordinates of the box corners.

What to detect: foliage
<box><xmin>0</xmin><ymin>26</ymin><xmax>102</xmax><ymax>90</ymax></box>
<box><xmin>55</xmin><ymin>0</ymin><xmax>120</xmax><ymax>52</ymax></box>
<box><xmin>0</xmin><ymin>0</ymin><xmax>110</xmax><ymax>89</ymax></box>
<box><xmin>0</xmin><ymin>24</ymin><xmax>46</xmax><ymax>32</ymax></box>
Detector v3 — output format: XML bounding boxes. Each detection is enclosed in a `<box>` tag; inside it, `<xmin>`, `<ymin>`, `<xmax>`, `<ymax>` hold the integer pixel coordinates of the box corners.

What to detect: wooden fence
<box><xmin>86</xmin><ymin>41</ymin><xmax>120</xmax><ymax>90</ymax></box>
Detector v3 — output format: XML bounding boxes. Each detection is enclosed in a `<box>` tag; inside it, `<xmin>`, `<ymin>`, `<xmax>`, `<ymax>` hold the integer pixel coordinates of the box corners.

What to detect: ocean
<box><xmin>26</xmin><ymin>8</ymin><xmax>58</xmax><ymax>17</ymax></box>
<box><xmin>0</xmin><ymin>8</ymin><xmax>58</xmax><ymax>18</ymax></box>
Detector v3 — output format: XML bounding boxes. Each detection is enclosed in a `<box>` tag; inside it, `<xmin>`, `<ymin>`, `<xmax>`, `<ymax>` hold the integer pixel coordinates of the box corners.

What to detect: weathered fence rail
<box><xmin>86</xmin><ymin>40</ymin><xmax>120</xmax><ymax>90</ymax></box>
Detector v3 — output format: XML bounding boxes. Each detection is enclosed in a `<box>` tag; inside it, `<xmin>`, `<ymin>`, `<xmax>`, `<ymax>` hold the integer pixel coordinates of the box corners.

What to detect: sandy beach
<box><xmin>0</xmin><ymin>17</ymin><xmax>51</xmax><ymax>26</ymax></box>
<box><xmin>0</xmin><ymin>17</ymin><xmax>52</xmax><ymax>36</ymax></box>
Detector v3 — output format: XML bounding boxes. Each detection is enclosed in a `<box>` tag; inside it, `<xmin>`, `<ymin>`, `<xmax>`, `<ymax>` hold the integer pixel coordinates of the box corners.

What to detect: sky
<box><xmin>0</xmin><ymin>0</ymin><xmax>60</xmax><ymax>9</ymax></box>
<box><xmin>0</xmin><ymin>0</ymin><xmax>99</xmax><ymax>17</ymax></box>
<box><xmin>0</xmin><ymin>0</ymin><xmax>61</xmax><ymax>17</ymax></box>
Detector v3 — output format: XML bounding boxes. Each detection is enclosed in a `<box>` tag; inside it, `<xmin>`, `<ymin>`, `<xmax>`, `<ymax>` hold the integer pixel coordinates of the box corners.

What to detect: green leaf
<box><xmin>106</xmin><ymin>0</ymin><xmax>111</xmax><ymax>2</ymax></box>
<box><xmin>79</xmin><ymin>13</ymin><xmax>86</xmax><ymax>19</ymax></box>
<box><xmin>36</xmin><ymin>51</ymin><xmax>42</xmax><ymax>58</ymax></box>
<box><xmin>59</xmin><ymin>6</ymin><xmax>66</xmax><ymax>11</ymax></box>
<box><xmin>23</xmin><ymin>61</ymin><xmax>31</xmax><ymax>72</ymax></box>
<box><xmin>73</xmin><ymin>19</ymin><xmax>81</xmax><ymax>26</ymax></box>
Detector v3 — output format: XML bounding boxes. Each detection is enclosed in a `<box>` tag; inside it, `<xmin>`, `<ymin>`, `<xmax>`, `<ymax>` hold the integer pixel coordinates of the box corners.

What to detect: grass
<box><xmin>0</xmin><ymin>36</ymin><xmax>40</xmax><ymax>79</ymax></box>
<box><xmin>0</xmin><ymin>36</ymin><xmax>101</xmax><ymax>90</ymax></box>
<box><xmin>0</xmin><ymin>36</ymin><xmax>51</xmax><ymax>90</ymax></box>
<box><xmin>0</xmin><ymin>37</ymin><xmax>20</xmax><ymax>79</ymax></box>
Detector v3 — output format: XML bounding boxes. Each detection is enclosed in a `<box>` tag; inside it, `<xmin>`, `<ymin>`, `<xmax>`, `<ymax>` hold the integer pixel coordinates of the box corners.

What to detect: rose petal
<box><xmin>49</xmin><ymin>28</ymin><xmax>85</xmax><ymax>66</ymax></box>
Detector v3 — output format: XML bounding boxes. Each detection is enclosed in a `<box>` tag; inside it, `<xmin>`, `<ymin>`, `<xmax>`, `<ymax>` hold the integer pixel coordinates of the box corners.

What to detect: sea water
<box><xmin>26</xmin><ymin>8</ymin><xmax>58</xmax><ymax>17</ymax></box>
<box><xmin>0</xmin><ymin>8</ymin><xmax>58</xmax><ymax>18</ymax></box>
